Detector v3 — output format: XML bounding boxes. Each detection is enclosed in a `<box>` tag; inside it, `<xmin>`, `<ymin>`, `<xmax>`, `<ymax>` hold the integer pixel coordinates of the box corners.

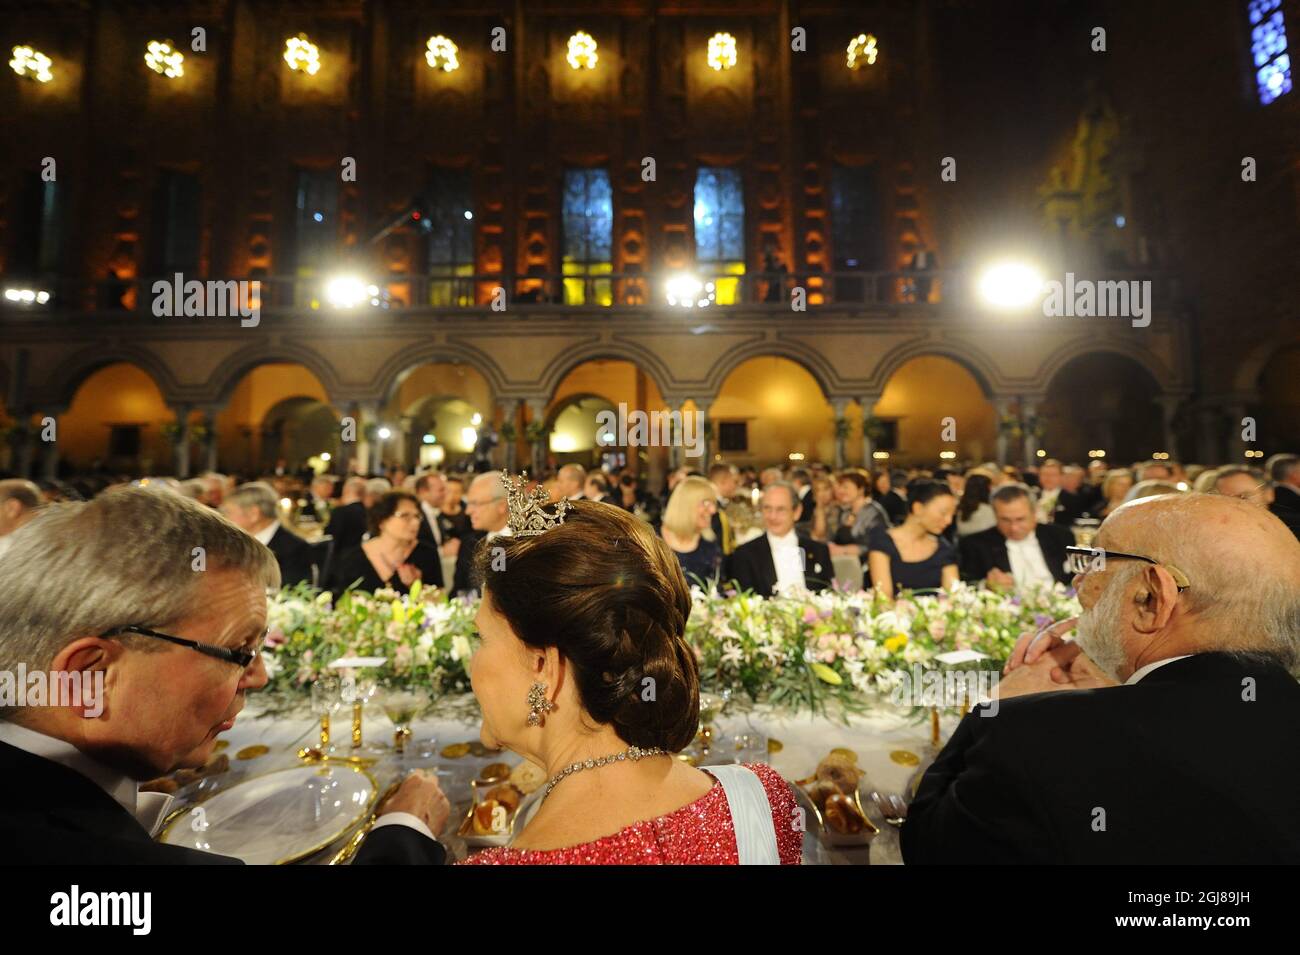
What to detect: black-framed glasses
<box><xmin>104</xmin><ymin>625</ymin><xmax>264</xmax><ymax>668</ymax></box>
<box><xmin>1065</xmin><ymin>546</ymin><xmax>1191</xmax><ymax>591</ymax></box>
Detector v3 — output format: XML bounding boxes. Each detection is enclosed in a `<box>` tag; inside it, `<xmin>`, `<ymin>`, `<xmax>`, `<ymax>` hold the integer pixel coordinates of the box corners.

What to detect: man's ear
<box><xmin>1130</xmin><ymin>564</ymin><xmax>1180</xmax><ymax>635</ymax></box>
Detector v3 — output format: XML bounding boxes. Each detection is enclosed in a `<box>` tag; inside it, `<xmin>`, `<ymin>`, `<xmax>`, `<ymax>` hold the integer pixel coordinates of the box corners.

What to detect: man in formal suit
<box><xmin>959</xmin><ymin>484</ymin><xmax>1074</xmax><ymax>588</ymax></box>
<box><xmin>221</xmin><ymin>481</ymin><xmax>315</xmax><ymax>587</ymax></box>
<box><xmin>1269</xmin><ymin>454</ymin><xmax>1300</xmax><ymax>537</ymax></box>
<box><xmin>415</xmin><ymin>470</ymin><xmax>459</xmax><ymax>554</ymax></box>
<box><xmin>0</xmin><ymin>487</ymin><xmax>449</xmax><ymax>864</ymax></box>
<box><xmin>790</xmin><ymin>467</ymin><xmax>817</xmax><ymax>531</ymax></box>
<box><xmin>1056</xmin><ymin>464</ymin><xmax>1097</xmax><ymax>522</ymax></box>
<box><xmin>880</xmin><ymin>469</ymin><xmax>910</xmax><ymax>525</ymax></box>
<box><xmin>0</xmin><ymin>478</ymin><xmax>43</xmax><ymax>562</ymax></box>
<box><xmin>724</xmin><ymin>483</ymin><xmax>833</xmax><ymax>596</ymax></box>
<box><xmin>325</xmin><ymin>475</ymin><xmax>369</xmax><ymax>552</ymax></box>
<box><xmin>903</xmin><ymin>493</ymin><xmax>1300</xmax><ymax>863</ymax></box>
<box><xmin>708</xmin><ymin>462</ymin><xmax>739</xmax><ymax>556</ymax></box>
<box><xmin>452</xmin><ymin>471</ymin><xmax>513</xmax><ymax>596</ymax></box>
<box><xmin>555</xmin><ymin>463</ymin><xmax>587</xmax><ymax>501</ymax></box>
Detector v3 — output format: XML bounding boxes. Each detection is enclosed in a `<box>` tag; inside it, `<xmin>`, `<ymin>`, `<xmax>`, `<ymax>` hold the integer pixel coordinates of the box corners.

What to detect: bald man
<box><xmin>554</xmin><ymin>463</ymin><xmax>587</xmax><ymax>502</ymax></box>
<box><xmin>0</xmin><ymin>479</ymin><xmax>43</xmax><ymax>561</ymax></box>
<box><xmin>451</xmin><ymin>471</ymin><xmax>512</xmax><ymax>596</ymax></box>
<box><xmin>903</xmin><ymin>493</ymin><xmax>1300</xmax><ymax>863</ymax></box>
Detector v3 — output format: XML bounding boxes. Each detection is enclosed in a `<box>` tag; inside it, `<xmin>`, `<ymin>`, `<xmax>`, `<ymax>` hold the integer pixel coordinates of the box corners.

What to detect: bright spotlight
<box><xmin>461</xmin><ymin>427</ymin><xmax>478</xmax><ymax>448</ymax></box>
<box><xmin>470</xmin><ymin>412</ymin><xmax>482</xmax><ymax>426</ymax></box>
<box><xmin>320</xmin><ymin>452</ymin><xmax>331</xmax><ymax>462</ymax></box>
<box><xmin>376</xmin><ymin>426</ymin><xmax>392</xmax><ymax>440</ymax></box>
<box><xmin>977</xmin><ymin>261</ymin><xmax>1045</xmax><ymax>310</ymax></box>
<box><xmin>324</xmin><ymin>275</ymin><xmax>371</xmax><ymax>308</ymax></box>
<box><xmin>665</xmin><ymin>273</ymin><xmax>714</xmax><ymax>308</ymax></box>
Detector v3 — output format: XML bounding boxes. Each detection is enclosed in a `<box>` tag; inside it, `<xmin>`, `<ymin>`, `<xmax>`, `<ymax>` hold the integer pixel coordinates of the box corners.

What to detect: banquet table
<box><xmin>160</xmin><ymin>694</ymin><xmax>953</xmax><ymax>865</ymax></box>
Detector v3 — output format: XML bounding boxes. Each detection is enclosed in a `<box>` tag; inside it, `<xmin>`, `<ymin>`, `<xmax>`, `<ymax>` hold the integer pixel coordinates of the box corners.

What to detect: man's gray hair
<box><xmin>0</xmin><ymin>487</ymin><xmax>279</xmax><ymax>719</ymax></box>
<box><xmin>0</xmin><ymin>479</ymin><xmax>42</xmax><ymax>511</ymax></box>
<box><xmin>177</xmin><ymin>479</ymin><xmax>207</xmax><ymax>500</ymax></box>
<box><xmin>365</xmin><ymin>478</ymin><xmax>392</xmax><ymax>497</ymax></box>
<box><xmin>472</xmin><ymin>471</ymin><xmax>507</xmax><ymax>500</ymax></box>
<box><xmin>991</xmin><ymin>483</ymin><xmax>1033</xmax><ymax>506</ymax></box>
<box><xmin>763</xmin><ymin>481</ymin><xmax>800</xmax><ymax>510</ymax></box>
<box><xmin>1269</xmin><ymin>454</ymin><xmax>1299</xmax><ymax>484</ymax></box>
<box><xmin>226</xmin><ymin>481</ymin><xmax>279</xmax><ymax>519</ymax></box>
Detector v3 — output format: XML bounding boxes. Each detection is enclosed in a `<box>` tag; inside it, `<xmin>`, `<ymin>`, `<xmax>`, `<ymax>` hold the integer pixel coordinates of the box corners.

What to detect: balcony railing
<box><xmin>0</xmin><ymin>268</ymin><xmax>1179</xmax><ymax>317</ymax></box>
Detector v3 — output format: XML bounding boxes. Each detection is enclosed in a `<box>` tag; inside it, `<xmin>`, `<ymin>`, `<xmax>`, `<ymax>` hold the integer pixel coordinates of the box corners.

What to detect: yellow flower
<box><xmin>391</xmin><ymin>601</ymin><xmax>407</xmax><ymax>624</ymax></box>
<box><xmin>883</xmin><ymin>633</ymin><xmax>908</xmax><ymax>653</ymax></box>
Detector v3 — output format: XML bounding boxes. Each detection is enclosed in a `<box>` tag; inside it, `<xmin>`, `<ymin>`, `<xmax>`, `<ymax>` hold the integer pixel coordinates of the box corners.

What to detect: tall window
<box><xmin>693</xmin><ymin>167</ymin><xmax>745</xmax><ymax>303</ymax></box>
<box><xmin>151</xmin><ymin>170</ymin><xmax>201</xmax><ymax>275</ymax></box>
<box><xmin>1250</xmin><ymin>0</ymin><xmax>1292</xmax><ymax>104</ymax></box>
<box><xmin>562</xmin><ymin>168</ymin><xmax>613</xmax><ymax>305</ymax></box>
<box><xmin>292</xmin><ymin>167</ymin><xmax>338</xmax><ymax>275</ymax></box>
<box><xmin>425</xmin><ymin>167</ymin><xmax>475</xmax><ymax>306</ymax></box>
<box><xmin>830</xmin><ymin>164</ymin><xmax>885</xmax><ymax>301</ymax></box>
<box><xmin>8</xmin><ymin>172</ymin><xmax>63</xmax><ymax>276</ymax></box>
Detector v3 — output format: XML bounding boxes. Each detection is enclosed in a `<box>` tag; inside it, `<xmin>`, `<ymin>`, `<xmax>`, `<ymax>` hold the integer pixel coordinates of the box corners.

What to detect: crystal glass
<box><xmin>695</xmin><ymin>688</ymin><xmax>731</xmax><ymax>755</ymax></box>
<box><xmin>310</xmin><ymin>675</ymin><xmax>344</xmax><ymax>751</ymax></box>
<box><xmin>379</xmin><ymin>681</ymin><xmax>431</xmax><ymax>758</ymax></box>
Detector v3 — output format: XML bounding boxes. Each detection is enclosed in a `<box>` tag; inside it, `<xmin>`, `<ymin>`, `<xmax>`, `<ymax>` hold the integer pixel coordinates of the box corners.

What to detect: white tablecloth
<box><xmin>176</xmin><ymin>695</ymin><xmax>950</xmax><ymax>865</ymax></box>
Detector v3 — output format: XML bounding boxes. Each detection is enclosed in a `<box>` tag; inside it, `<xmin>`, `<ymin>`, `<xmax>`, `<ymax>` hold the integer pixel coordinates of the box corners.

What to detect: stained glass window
<box><xmin>1250</xmin><ymin>0</ymin><xmax>1292</xmax><ymax>104</ymax></box>
<box><xmin>562</xmin><ymin>168</ymin><xmax>613</xmax><ymax>305</ymax></box>
<box><xmin>426</xmin><ymin>167</ymin><xmax>475</xmax><ymax>306</ymax></box>
<box><xmin>694</xmin><ymin>167</ymin><xmax>745</xmax><ymax>303</ymax></box>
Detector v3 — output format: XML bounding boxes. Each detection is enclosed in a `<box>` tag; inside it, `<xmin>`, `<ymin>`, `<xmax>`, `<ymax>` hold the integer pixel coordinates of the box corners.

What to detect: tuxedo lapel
<box><xmin>757</xmin><ymin>538</ymin><xmax>778</xmax><ymax>596</ymax></box>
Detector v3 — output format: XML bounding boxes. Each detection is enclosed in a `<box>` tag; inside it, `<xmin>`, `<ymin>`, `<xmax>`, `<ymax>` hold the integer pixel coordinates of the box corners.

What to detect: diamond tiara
<box><xmin>503</xmin><ymin>470</ymin><xmax>573</xmax><ymax>537</ymax></box>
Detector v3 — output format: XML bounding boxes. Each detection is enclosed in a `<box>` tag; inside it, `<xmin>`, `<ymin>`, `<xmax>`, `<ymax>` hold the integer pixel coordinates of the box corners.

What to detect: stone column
<box><xmin>38</xmin><ymin>410</ymin><xmax>64</xmax><ymax>482</ymax></box>
<box><xmin>858</xmin><ymin>394</ymin><xmax>882</xmax><ymax>467</ymax></box>
<box><xmin>1193</xmin><ymin>404</ymin><xmax>1220</xmax><ymax>465</ymax></box>
<box><xmin>830</xmin><ymin>397</ymin><xmax>851</xmax><ymax>469</ymax></box>
<box><xmin>992</xmin><ymin>396</ymin><xmax>1015</xmax><ymax>467</ymax></box>
<box><xmin>500</xmin><ymin>399</ymin><xmax>521</xmax><ymax>472</ymax></box>
<box><xmin>170</xmin><ymin>404</ymin><xmax>193</xmax><ymax>478</ymax></box>
<box><xmin>197</xmin><ymin>407</ymin><xmax>221</xmax><ymax>474</ymax></box>
<box><xmin>524</xmin><ymin>398</ymin><xmax>549</xmax><ymax>475</ymax></box>
<box><xmin>1224</xmin><ymin>398</ymin><xmax>1252</xmax><ymax>463</ymax></box>
<box><xmin>1154</xmin><ymin>394</ymin><xmax>1183</xmax><ymax>460</ymax></box>
<box><xmin>1019</xmin><ymin>396</ymin><xmax>1042</xmax><ymax>468</ymax></box>
<box><xmin>693</xmin><ymin>399</ymin><xmax>713</xmax><ymax>467</ymax></box>
<box><xmin>14</xmin><ymin>416</ymin><xmax>37</xmax><ymax>479</ymax></box>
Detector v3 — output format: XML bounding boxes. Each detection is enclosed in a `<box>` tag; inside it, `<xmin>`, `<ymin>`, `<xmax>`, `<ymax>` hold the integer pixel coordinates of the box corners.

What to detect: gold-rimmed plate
<box><xmin>158</xmin><ymin>763</ymin><xmax>378</xmax><ymax>864</ymax></box>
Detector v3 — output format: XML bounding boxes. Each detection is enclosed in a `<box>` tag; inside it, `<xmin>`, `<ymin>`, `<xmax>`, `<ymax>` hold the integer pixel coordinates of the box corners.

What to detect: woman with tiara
<box><xmin>447</xmin><ymin>474</ymin><xmax>801</xmax><ymax>864</ymax></box>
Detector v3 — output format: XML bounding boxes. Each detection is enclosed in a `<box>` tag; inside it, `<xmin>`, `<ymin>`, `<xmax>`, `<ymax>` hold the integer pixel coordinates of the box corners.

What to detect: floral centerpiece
<box><xmin>262</xmin><ymin>580</ymin><xmax>1080</xmax><ymax>719</ymax></box>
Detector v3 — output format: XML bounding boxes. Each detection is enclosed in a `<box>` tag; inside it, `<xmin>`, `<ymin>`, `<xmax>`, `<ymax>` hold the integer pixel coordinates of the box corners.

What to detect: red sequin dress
<box><xmin>459</xmin><ymin>762</ymin><xmax>802</xmax><ymax>865</ymax></box>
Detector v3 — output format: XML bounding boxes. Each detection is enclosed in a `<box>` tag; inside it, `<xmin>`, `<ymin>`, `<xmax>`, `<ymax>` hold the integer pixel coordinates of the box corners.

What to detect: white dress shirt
<box><xmin>0</xmin><ymin>721</ymin><xmax>175</xmax><ymax>836</ymax></box>
<box><xmin>767</xmin><ymin>529</ymin><xmax>807</xmax><ymax>596</ymax></box>
<box><xmin>1005</xmin><ymin>533</ymin><xmax>1056</xmax><ymax>589</ymax></box>
<box><xmin>1125</xmin><ymin>655</ymin><xmax>1193</xmax><ymax>685</ymax></box>
<box><xmin>253</xmin><ymin>520</ymin><xmax>280</xmax><ymax>547</ymax></box>
<box><xmin>1035</xmin><ymin>487</ymin><xmax>1060</xmax><ymax>523</ymax></box>
<box><xmin>420</xmin><ymin>501</ymin><xmax>443</xmax><ymax>547</ymax></box>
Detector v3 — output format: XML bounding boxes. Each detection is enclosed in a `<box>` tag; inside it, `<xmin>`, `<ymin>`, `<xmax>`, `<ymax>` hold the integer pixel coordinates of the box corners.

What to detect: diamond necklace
<box><xmin>543</xmin><ymin>744</ymin><xmax>667</xmax><ymax>798</ymax></box>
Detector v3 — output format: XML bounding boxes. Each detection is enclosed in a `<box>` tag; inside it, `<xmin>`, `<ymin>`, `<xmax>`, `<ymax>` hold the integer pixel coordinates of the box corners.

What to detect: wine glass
<box><xmin>696</xmin><ymin>688</ymin><xmax>732</xmax><ymax>755</ymax></box>
<box><xmin>310</xmin><ymin>675</ymin><xmax>344</xmax><ymax>752</ymax></box>
<box><xmin>379</xmin><ymin>681</ymin><xmax>431</xmax><ymax>758</ymax></box>
<box><xmin>342</xmin><ymin>674</ymin><xmax>388</xmax><ymax>755</ymax></box>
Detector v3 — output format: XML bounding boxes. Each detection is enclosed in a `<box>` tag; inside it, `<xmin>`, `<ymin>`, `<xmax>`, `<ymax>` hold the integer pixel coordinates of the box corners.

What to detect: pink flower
<box><xmin>264</xmin><ymin>628</ymin><xmax>287</xmax><ymax>649</ymax></box>
<box><xmin>819</xmin><ymin>649</ymin><xmax>837</xmax><ymax>663</ymax></box>
<box><xmin>802</xmin><ymin>607</ymin><xmax>819</xmax><ymax>624</ymax></box>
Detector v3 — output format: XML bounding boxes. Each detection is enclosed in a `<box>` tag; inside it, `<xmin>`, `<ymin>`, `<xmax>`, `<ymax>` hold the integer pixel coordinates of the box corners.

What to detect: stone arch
<box><xmin>375</xmin><ymin>342</ymin><xmax>506</xmax><ymax>407</ymax></box>
<box><xmin>869</xmin><ymin>339</ymin><xmax>1000</xmax><ymax>399</ymax></box>
<box><xmin>207</xmin><ymin>342</ymin><xmax>344</xmax><ymax>405</ymax></box>
<box><xmin>705</xmin><ymin>340</ymin><xmax>837</xmax><ymax>398</ymax></box>
<box><xmin>1035</xmin><ymin>339</ymin><xmax>1171</xmax><ymax>395</ymax></box>
<box><xmin>1232</xmin><ymin>334</ymin><xmax>1300</xmax><ymax>395</ymax></box>
<box><xmin>49</xmin><ymin>345</ymin><xmax>181</xmax><ymax>408</ymax></box>
<box><xmin>537</xmin><ymin>342</ymin><xmax>674</xmax><ymax>401</ymax></box>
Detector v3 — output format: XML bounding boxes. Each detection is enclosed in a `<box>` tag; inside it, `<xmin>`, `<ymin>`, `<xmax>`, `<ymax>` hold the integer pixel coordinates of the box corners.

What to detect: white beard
<box><xmin>1072</xmin><ymin>574</ymin><xmax>1132</xmax><ymax>682</ymax></box>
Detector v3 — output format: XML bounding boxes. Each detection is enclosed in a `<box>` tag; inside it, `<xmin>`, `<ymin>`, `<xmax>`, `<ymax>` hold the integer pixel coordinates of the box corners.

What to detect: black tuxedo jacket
<box><xmin>958</xmin><ymin>523</ymin><xmax>1074</xmax><ymax>585</ymax></box>
<box><xmin>416</xmin><ymin>510</ymin><xmax>453</xmax><ymax>549</ymax></box>
<box><xmin>0</xmin><ymin>741</ymin><xmax>445</xmax><ymax>865</ymax></box>
<box><xmin>452</xmin><ymin>530</ymin><xmax>488</xmax><ymax>596</ymax></box>
<box><xmin>324</xmin><ymin>501</ymin><xmax>368</xmax><ymax>552</ymax></box>
<box><xmin>723</xmin><ymin>533</ymin><xmax>833</xmax><ymax>597</ymax></box>
<box><xmin>901</xmin><ymin>653</ymin><xmax>1300</xmax><ymax>864</ymax></box>
<box><xmin>881</xmin><ymin>491</ymin><xmax>908</xmax><ymax>525</ymax></box>
<box><xmin>267</xmin><ymin>525</ymin><xmax>314</xmax><ymax>588</ymax></box>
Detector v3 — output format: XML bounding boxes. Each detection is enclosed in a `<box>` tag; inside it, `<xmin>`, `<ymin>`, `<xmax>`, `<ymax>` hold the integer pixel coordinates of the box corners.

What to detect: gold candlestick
<box><xmin>351</xmin><ymin>701</ymin><xmax>363</xmax><ymax>748</ymax></box>
<box><xmin>319</xmin><ymin>713</ymin><xmax>331</xmax><ymax>748</ymax></box>
<box><xmin>929</xmin><ymin>706</ymin><xmax>941</xmax><ymax>747</ymax></box>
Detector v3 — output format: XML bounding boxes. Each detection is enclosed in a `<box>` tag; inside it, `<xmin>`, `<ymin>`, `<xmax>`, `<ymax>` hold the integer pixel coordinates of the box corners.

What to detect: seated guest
<box><xmin>955</xmin><ymin>472</ymin><xmax>996</xmax><ymax>538</ymax></box>
<box><xmin>1057</xmin><ymin>464</ymin><xmax>1097</xmax><ymax>521</ymax></box>
<box><xmin>791</xmin><ymin>468</ymin><xmax>816</xmax><ymax>531</ymax></box>
<box><xmin>806</xmin><ymin>475</ymin><xmax>835</xmax><ymax>542</ymax></box>
<box><xmin>414</xmin><ymin>471</ymin><xmax>460</xmax><ymax>556</ymax></box>
<box><xmin>1270</xmin><ymin>454</ymin><xmax>1300</xmax><ymax>537</ymax></box>
<box><xmin>0</xmin><ymin>487</ymin><xmax>447</xmax><ymax>864</ymax></box>
<box><xmin>0</xmin><ymin>479</ymin><xmax>44</xmax><ymax>561</ymax></box>
<box><xmin>1032</xmin><ymin>458</ymin><xmax>1081</xmax><ymax>525</ymax></box>
<box><xmin>458</xmin><ymin>488</ymin><xmax>801</xmax><ymax>864</ymax></box>
<box><xmin>555</xmin><ymin>463</ymin><xmax>587</xmax><ymax>501</ymax></box>
<box><xmin>709</xmin><ymin>462</ymin><xmax>740</xmax><ymax>556</ymax></box>
<box><xmin>452</xmin><ymin>471</ymin><xmax>513</xmax><ymax>596</ymax></box>
<box><xmin>584</xmin><ymin>473</ymin><xmax>612</xmax><ymax>505</ymax></box>
<box><xmin>221</xmin><ymin>481</ymin><xmax>314</xmax><ymax>587</ymax></box>
<box><xmin>324</xmin><ymin>476</ymin><xmax>370</xmax><ymax>552</ymax></box>
<box><xmin>825</xmin><ymin>469</ymin><xmax>892</xmax><ymax>560</ymax></box>
<box><xmin>613</xmin><ymin>472</ymin><xmax>662</xmax><ymax>524</ymax></box>
<box><xmin>878</xmin><ymin>469</ymin><xmax>910</xmax><ymax>525</ymax></box>
<box><xmin>329</xmin><ymin>491</ymin><xmax>444</xmax><ymax>596</ymax></box>
<box><xmin>1123</xmin><ymin>479</ymin><xmax>1182</xmax><ymax>503</ymax></box>
<box><xmin>903</xmin><ymin>493</ymin><xmax>1300</xmax><ymax>863</ymax></box>
<box><xmin>363</xmin><ymin>477</ymin><xmax>392</xmax><ymax>510</ymax></box>
<box><xmin>959</xmin><ymin>483</ymin><xmax>1074</xmax><ymax>589</ymax></box>
<box><xmin>725</xmin><ymin>483</ymin><xmax>833</xmax><ymax>597</ymax></box>
<box><xmin>1097</xmin><ymin>468</ymin><xmax>1134</xmax><ymax>517</ymax></box>
<box><xmin>1216</xmin><ymin>465</ymin><xmax>1300</xmax><ymax>538</ymax></box>
<box><xmin>867</xmin><ymin>479</ymin><xmax>958</xmax><ymax>598</ymax></box>
<box><xmin>1135</xmin><ymin>459</ymin><xmax>1173</xmax><ymax>482</ymax></box>
<box><xmin>306</xmin><ymin>474</ymin><xmax>337</xmax><ymax>523</ymax></box>
<box><xmin>659</xmin><ymin>476</ymin><xmax>722</xmax><ymax>588</ymax></box>
<box><xmin>440</xmin><ymin>476</ymin><xmax>471</xmax><ymax>541</ymax></box>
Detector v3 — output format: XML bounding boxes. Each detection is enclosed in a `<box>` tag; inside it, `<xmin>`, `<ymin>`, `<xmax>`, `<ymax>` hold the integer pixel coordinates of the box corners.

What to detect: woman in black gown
<box><xmin>328</xmin><ymin>490</ymin><xmax>444</xmax><ymax>597</ymax></box>
<box><xmin>866</xmin><ymin>479</ymin><xmax>958</xmax><ymax>599</ymax></box>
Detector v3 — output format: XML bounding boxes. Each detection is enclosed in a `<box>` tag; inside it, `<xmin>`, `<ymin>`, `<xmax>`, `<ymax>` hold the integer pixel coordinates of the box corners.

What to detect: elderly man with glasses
<box><xmin>0</xmin><ymin>487</ymin><xmax>448</xmax><ymax>864</ymax></box>
<box><xmin>903</xmin><ymin>492</ymin><xmax>1300</xmax><ymax>864</ymax></box>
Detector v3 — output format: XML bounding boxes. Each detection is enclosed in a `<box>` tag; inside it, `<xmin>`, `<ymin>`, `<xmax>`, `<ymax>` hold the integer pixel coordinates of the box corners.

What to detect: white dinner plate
<box><xmin>159</xmin><ymin>762</ymin><xmax>379</xmax><ymax>864</ymax></box>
